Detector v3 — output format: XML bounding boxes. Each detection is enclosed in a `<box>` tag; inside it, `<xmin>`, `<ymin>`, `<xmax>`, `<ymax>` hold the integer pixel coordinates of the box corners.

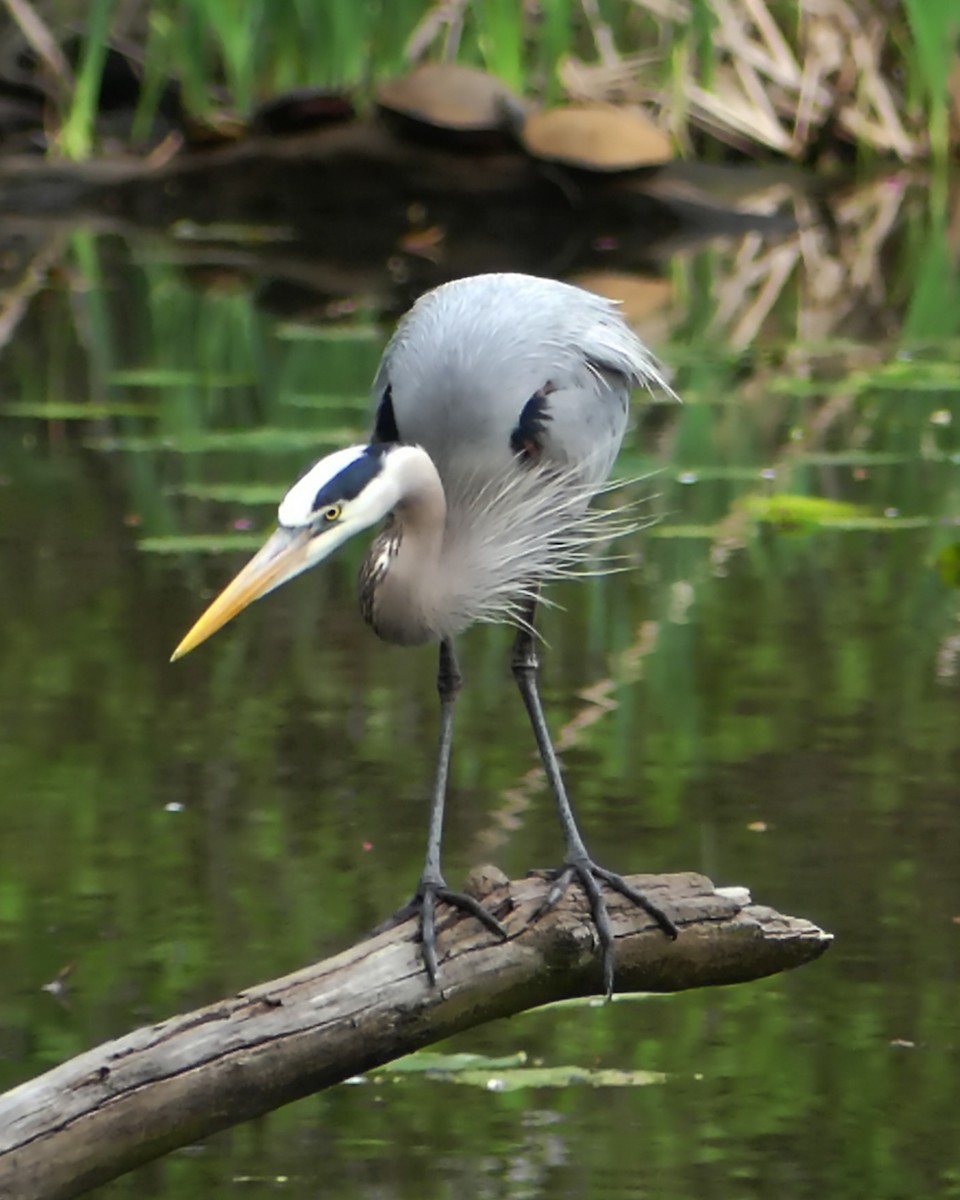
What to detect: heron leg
<box><xmin>511</xmin><ymin>598</ymin><xmax>677</xmax><ymax>997</ymax></box>
<box><xmin>379</xmin><ymin>638</ymin><xmax>506</xmax><ymax>985</ymax></box>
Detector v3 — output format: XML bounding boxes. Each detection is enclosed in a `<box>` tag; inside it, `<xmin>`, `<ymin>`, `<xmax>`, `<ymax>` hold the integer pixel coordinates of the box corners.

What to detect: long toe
<box><xmin>534</xmin><ymin>856</ymin><xmax>677</xmax><ymax>998</ymax></box>
<box><xmin>371</xmin><ymin>881</ymin><xmax>508</xmax><ymax>987</ymax></box>
<box><xmin>436</xmin><ymin>886</ymin><xmax>509</xmax><ymax>939</ymax></box>
<box><xmin>421</xmin><ymin>884</ymin><xmax>508</xmax><ymax>983</ymax></box>
<box><xmin>590</xmin><ymin>864</ymin><xmax>678</xmax><ymax>940</ymax></box>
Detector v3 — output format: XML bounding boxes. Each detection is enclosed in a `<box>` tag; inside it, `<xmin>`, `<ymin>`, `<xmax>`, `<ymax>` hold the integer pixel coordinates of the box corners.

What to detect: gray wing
<box><xmin>371</xmin><ymin>273</ymin><xmax>665</xmax><ymax>490</ymax></box>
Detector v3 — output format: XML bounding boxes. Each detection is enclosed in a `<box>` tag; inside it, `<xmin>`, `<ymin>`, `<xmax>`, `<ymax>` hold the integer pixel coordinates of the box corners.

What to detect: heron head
<box><xmin>171</xmin><ymin>442</ymin><xmax>410</xmax><ymax>660</ymax></box>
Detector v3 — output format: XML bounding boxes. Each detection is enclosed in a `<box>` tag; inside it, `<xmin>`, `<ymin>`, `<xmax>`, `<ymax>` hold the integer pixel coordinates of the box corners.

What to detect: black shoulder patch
<box><xmin>510</xmin><ymin>388</ymin><xmax>553</xmax><ymax>462</ymax></box>
<box><xmin>311</xmin><ymin>445</ymin><xmax>388</xmax><ymax>512</ymax></box>
<box><xmin>372</xmin><ymin>384</ymin><xmax>400</xmax><ymax>444</ymax></box>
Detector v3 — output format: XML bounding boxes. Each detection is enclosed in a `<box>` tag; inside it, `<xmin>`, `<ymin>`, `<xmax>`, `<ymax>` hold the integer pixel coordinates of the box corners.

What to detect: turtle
<box><xmin>520</xmin><ymin>102</ymin><xmax>672</xmax><ymax>173</ymax></box>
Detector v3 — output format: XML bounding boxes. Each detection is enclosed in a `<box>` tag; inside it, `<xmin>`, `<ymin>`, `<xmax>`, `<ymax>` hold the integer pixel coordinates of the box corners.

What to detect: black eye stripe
<box><xmin>310</xmin><ymin>445</ymin><xmax>387</xmax><ymax>513</ymax></box>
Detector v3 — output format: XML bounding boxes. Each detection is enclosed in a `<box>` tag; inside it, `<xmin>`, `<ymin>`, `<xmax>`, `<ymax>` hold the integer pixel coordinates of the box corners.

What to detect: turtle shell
<box><xmin>522</xmin><ymin>103</ymin><xmax>672</xmax><ymax>172</ymax></box>
<box><xmin>376</xmin><ymin>63</ymin><xmax>522</xmax><ymax>148</ymax></box>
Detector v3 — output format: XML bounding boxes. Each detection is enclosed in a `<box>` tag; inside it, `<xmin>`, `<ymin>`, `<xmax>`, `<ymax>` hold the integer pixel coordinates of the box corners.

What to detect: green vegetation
<box><xmin>902</xmin><ymin>0</ymin><xmax>960</xmax><ymax>164</ymax></box>
<box><xmin>1</xmin><ymin>61</ymin><xmax>960</xmax><ymax>1192</ymax></box>
<box><xmin>3</xmin><ymin>0</ymin><xmax>957</xmax><ymax>159</ymax></box>
<box><xmin>54</xmin><ymin>0</ymin><xmax>114</xmax><ymax>159</ymax></box>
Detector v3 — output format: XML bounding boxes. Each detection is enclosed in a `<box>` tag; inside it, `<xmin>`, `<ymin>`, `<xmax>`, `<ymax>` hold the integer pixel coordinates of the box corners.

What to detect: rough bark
<box><xmin>0</xmin><ymin>870</ymin><xmax>831</xmax><ymax>1200</ymax></box>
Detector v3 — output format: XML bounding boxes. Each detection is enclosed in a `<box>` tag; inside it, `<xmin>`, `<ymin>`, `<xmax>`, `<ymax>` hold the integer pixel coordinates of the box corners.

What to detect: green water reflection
<box><xmin>1</xmin><ymin>204</ymin><xmax>959</xmax><ymax>1198</ymax></box>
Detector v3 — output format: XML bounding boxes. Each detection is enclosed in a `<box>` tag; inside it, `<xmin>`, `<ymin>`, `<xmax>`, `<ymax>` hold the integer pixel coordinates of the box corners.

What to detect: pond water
<box><xmin>1</xmin><ymin>172</ymin><xmax>959</xmax><ymax>1197</ymax></box>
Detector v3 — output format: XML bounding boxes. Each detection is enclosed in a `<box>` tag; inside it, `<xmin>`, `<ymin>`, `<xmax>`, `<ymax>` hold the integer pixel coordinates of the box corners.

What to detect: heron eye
<box><xmin>323</xmin><ymin>503</ymin><xmax>342</xmax><ymax>522</ymax></box>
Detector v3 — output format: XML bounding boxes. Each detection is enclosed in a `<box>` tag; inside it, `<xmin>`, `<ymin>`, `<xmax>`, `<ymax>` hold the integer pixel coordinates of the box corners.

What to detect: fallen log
<box><xmin>0</xmin><ymin>869</ymin><xmax>831</xmax><ymax>1200</ymax></box>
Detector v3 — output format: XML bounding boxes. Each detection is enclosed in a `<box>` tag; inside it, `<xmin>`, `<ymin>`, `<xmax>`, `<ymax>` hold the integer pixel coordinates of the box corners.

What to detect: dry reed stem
<box><xmin>563</xmin><ymin>0</ymin><xmax>929</xmax><ymax>160</ymax></box>
<box><xmin>1</xmin><ymin>0</ymin><xmax>73</xmax><ymax>100</ymax></box>
<box><xmin>404</xmin><ymin>0</ymin><xmax>923</xmax><ymax>160</ymax></box>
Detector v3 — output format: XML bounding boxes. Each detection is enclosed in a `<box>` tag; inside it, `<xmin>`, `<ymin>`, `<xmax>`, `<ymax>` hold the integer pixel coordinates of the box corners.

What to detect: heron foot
<box><xmin>375</xmin><ymin>879</ymin><xmax>508</xmax><ymax>986</ymax></box>
<box><xmin>535</xmin><ymin>857</ymin><xmax>678</xmax><ymax>998</ymax></box>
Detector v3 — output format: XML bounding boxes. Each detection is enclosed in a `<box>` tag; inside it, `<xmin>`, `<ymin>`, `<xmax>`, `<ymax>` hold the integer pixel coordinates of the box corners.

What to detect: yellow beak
<box><xmin>171</xmin><ymin>526</ymin><xmax>313</xmax><ymax>661</ymax></box>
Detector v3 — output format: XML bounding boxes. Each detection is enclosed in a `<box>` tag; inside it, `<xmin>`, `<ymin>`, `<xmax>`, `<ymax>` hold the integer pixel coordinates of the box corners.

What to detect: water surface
<box><xmin>1</xmin><ymin>182</ymin><xmax>959</xmax><ymax>1197</ymax></box>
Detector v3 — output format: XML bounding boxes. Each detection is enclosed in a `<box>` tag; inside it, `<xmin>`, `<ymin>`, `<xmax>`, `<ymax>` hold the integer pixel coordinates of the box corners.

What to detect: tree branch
<box><xmin>0</xmin><ymin>870</ymin><xmax>831</xmax><ymax>1200</ymax></box>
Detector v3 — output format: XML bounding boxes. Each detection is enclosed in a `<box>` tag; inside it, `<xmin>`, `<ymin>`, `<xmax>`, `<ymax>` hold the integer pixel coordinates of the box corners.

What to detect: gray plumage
<box><xmin>172</xmin><ymin>272</ymin><xmax>678</xmax><ymax>995</ymax></box>
<box><xmin>375</xmin><ymin>272</ymin><xmax>665</xmax><ymax>483</ymax></box>
<box><xmin>362</xmin><ymin>273</ymin><xmax>668</xmax><ymax>645</ymax></box>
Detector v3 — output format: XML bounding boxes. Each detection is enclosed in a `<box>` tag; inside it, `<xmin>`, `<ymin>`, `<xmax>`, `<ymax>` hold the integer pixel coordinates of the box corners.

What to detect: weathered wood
<box><xmin>0</xmin><ymin>870</ymin><xmax>830</xmax><ymax>1200</ymax></box>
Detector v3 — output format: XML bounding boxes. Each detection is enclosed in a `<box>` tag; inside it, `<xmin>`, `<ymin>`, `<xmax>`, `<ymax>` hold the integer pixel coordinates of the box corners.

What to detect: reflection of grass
<box><xmin>172</xmin><ymin>483</ymin><xmax>283</xmax><ymax>505</ymax></box>
<box><xmin>89</xmin><ymin>426</ymin><xmax>364</xmax><ymax>453</ymax></box>
<box><xmin>4</xmin><ymin>215</ymin><xmax>960</xmax><ymax>1199</ymax></box>
<box><xmin>139</xmin><ymin>533</ymin><xmax>266</xmax><ymax>554</ymax></box>
<box><xmin>10</xmin><ymin>221</ymin><xmax>960</xmax><ymax>759</ymax></box>
<box><xmin>13</xmin><ymin>219</ymin><xmax>958</xmax><ymax>597</ymax></box>
<box><xmin>2</xmin><ymin>402</ymin><xmax>157</xmax><ymax>419</ymax></box>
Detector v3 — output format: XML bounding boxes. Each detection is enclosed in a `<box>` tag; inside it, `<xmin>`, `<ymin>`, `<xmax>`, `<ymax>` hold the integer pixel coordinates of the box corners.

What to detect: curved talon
<box><xmin>373</xmin><ymin>881</ymin><xmax>507</xmax><ymax>986</ymax></box>
<box><xmin>535</xmin><ymin>858</ymin><xmax>678</xmax><ymax>998</ymax></box>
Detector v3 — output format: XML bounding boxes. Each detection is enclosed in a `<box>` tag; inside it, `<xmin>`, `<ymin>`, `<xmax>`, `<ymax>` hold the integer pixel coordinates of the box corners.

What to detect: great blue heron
<box><xmin>172</xmin><ymin>272</ymin><xmax>677</xmax><ymax>994</ymax></box>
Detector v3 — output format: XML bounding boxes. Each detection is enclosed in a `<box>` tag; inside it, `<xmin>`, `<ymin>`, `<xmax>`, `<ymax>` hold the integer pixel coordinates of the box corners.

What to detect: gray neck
<box><xmin>359</xmin><ymin>449</ymin><xmax>448</xmax><ymax>646</ymax></box>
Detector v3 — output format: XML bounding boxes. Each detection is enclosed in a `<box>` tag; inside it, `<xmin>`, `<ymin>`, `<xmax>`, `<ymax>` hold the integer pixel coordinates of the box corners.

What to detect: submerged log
<box><xmin>0</xmin><ymin>870</ymin><xmax>830</xmax><ymax>1200</ymax></box>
